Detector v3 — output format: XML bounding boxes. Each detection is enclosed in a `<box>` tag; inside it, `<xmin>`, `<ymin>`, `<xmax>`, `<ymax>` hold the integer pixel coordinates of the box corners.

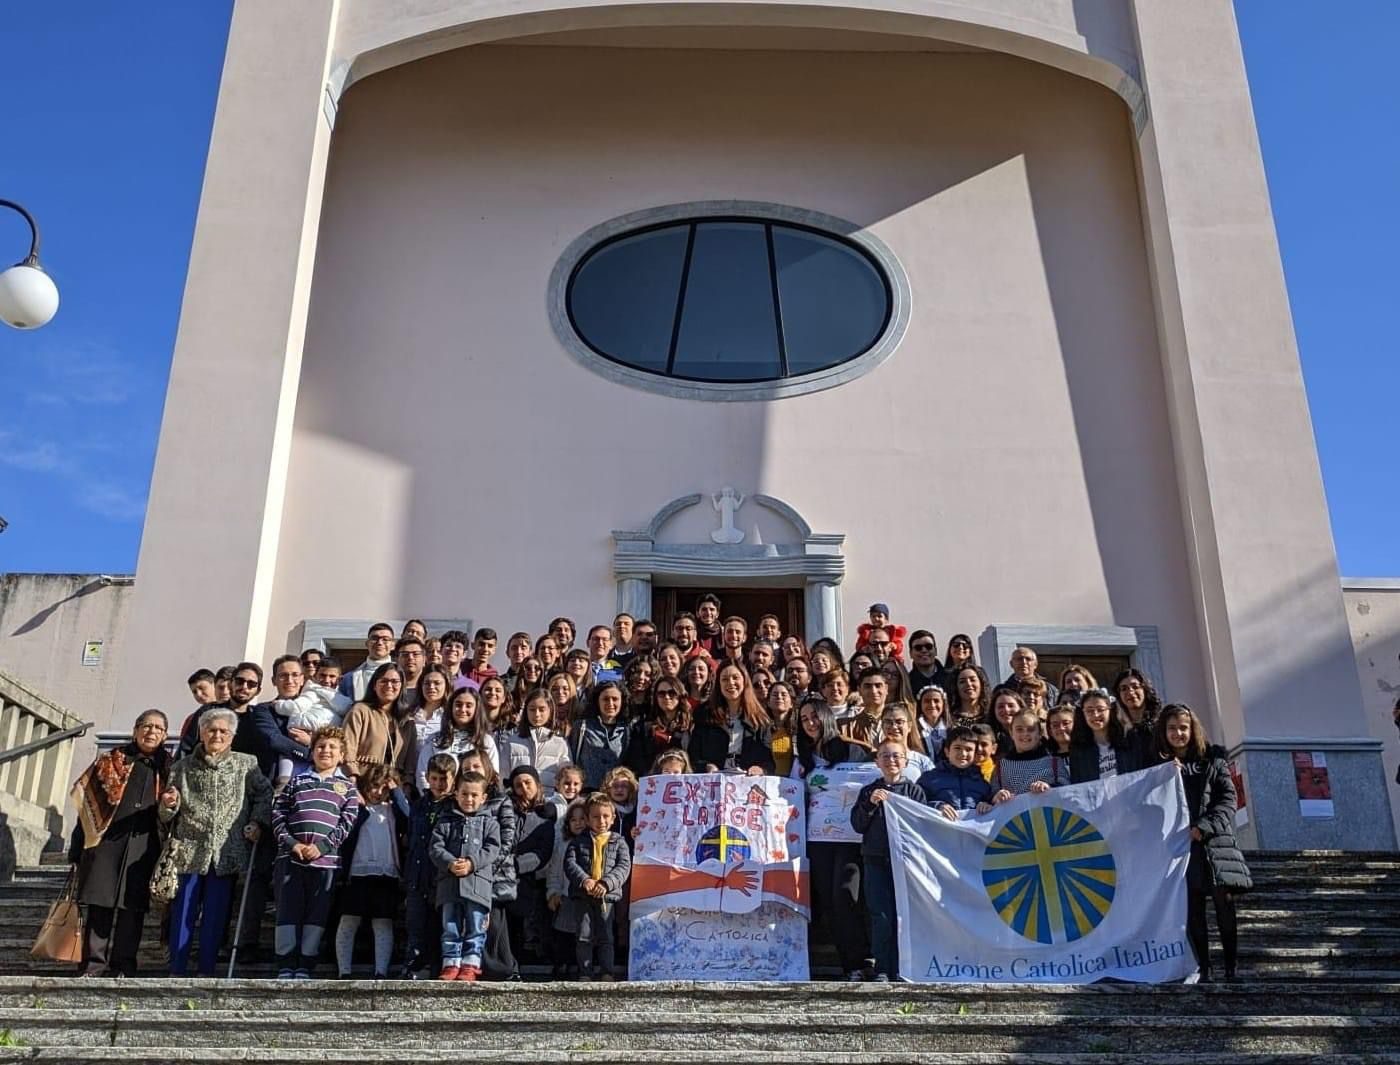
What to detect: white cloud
<box><xmin>78</xmin><ymin>483</ymin><xmax>148</xmax><ymax>522</ymax></box>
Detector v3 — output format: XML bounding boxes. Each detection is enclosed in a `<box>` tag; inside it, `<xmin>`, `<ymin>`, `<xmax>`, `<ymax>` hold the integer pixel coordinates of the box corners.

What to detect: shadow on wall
<box><xmin>7</xmin><ymin>576</ymin><xmax>109</xmax><ymax>637</ymax></box>
<box><xmin>287</xmin><ymin>46</ymin><xmax>1044</xmax><ymax>626</ymax></box>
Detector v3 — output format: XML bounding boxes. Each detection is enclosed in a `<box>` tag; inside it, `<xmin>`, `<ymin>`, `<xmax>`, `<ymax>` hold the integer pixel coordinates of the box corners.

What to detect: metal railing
<box><xmin>0</xmin><ymin>670</ymin><xmax>87</xmax><ymax>815</ymax></box>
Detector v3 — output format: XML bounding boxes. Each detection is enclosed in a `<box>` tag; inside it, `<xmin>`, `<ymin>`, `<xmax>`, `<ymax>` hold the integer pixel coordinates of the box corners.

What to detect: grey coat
<box><xmin>430</xmin><ymin>805</ymin><xmax>502</xmax><ymax>908</ymax></box>
<box><xmin>159</xmin><ymin>747</ymin><xmax>273</xmax><ymax>877</ymax></box>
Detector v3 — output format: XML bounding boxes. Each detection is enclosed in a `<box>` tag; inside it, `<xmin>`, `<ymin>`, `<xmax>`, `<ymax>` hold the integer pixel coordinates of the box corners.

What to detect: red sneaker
<box><xmin>439</xmin><ymin>966</ymin><xmax>461</xmax><ymax>981</ymax></box>
<box><xmin>457</xmin><ymin>965</ymin><xmax>480</xmax><ymax>982</ymax></box>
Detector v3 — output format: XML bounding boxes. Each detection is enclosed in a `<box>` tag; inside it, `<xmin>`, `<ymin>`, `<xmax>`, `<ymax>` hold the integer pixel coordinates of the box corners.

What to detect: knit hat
<box><xmin>869</xmin><ymin>602</ymin><xmax>890</xmax><ymax>617</ymax></box>
<box><xmin>508</xmin><ymin>764</ymin><xmax>542</xmax><ymax>788</ymax></box>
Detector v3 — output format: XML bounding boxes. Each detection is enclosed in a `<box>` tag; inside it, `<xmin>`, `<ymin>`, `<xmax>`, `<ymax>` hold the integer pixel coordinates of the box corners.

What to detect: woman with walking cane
<box><xmin>157</xmin><ymin>707</ymin><xmax>272</xmax><ymax>977</ymax></box>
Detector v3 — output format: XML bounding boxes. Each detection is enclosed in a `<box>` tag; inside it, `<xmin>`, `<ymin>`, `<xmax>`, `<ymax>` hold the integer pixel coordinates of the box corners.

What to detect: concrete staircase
<box><xmin>0</xmin><ymin>851</ymin><xmax>1395</xmax><ymax>1062</ymax></box>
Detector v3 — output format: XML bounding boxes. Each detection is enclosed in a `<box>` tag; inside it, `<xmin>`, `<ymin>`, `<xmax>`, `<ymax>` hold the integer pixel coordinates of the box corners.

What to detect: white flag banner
<box><xmin>884</xmin><ymin>763</ymin><xmax>1195</xmax><ymax>984</ymax></box>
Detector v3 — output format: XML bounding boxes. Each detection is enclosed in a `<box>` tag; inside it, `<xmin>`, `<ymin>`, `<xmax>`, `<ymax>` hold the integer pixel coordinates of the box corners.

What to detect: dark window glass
<box><xmin>567</xmin><ymin>226</ymin><xmax>689</xmax><ymax>372</ymax></box>
<box><xmin>566</xmin><ymin>215</ymin><xmax>892</xmax><ymax>385</ymax></box>
<box><xmin>772</xmin><ymin>227</ymin><xmax>889</xmax><ymax>375</ymax></box>
<box><xmin>672</xmin><ymin>223</ymin><xmax>781</xmax><ymax>382</ymax></box>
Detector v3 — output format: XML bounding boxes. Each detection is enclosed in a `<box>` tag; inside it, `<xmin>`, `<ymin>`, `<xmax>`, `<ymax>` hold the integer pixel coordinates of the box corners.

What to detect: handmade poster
<box><xmin>885</xmin><ymin>764</ymin><xmax>1195</xmax><ymax>985</ymax></box>
<box><xmin>1227</xmin><ymin>760</ymin><xmax>1249</xmax><ymax>827</ymax></box>
<box><xmin>629</xmin><ymin>773</ymin><xmax>809</xmax><ymax>981</ymax></box>
<box><xmin>804</xmin><ymin>763</ymin><xmax>880</xmax><ymax>843</ymax></box>
<box><xmin>1292</xmin><ymin>751</ymin><xmax>1334</xmax><ymax>818</ymax></box>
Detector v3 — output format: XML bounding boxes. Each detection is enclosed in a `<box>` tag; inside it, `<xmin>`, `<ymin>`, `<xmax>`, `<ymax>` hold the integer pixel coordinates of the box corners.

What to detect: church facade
<box><xmin>115</xmin><ymin>0</ymin><xmax>1394</xmax><ymax>849</ymax></box>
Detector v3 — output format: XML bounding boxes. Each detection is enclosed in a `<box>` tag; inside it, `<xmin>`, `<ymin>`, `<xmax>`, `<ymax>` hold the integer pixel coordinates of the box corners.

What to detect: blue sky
<box><xmin>0</xmin><ymin>2</ymin><xmax>1396</xmax><ymax>576</ymax></box>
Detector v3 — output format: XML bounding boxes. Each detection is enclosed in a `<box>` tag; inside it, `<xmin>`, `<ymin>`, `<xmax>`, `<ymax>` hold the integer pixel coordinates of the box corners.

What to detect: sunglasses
<box><xmin>232</xmin><ymin>677</ymin><xmax>259</xmax><ymax>688</ymax></box>
<box><xmin>656</xmin><ymin>690</ymin><xmax>681</xmax><ymax>699</ymax></box>
<box><xmin>912</xmin><ymin>643</ymin><xmax>935</xmax><ymax>652</ymax></box>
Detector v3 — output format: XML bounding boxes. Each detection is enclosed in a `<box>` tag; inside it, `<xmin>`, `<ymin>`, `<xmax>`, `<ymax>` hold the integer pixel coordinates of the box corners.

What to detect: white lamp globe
<box><xmin>0</xmin><ymin>263</ymin><xmax>60</xmax><ymax>329</ymax></box>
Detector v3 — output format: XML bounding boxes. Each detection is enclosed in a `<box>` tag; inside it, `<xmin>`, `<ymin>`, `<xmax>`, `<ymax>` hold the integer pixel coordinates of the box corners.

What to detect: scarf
<box><xmin>70</xmin><ymin>743</ymin><xmax>166</xmax><ymax>850</ymax></box>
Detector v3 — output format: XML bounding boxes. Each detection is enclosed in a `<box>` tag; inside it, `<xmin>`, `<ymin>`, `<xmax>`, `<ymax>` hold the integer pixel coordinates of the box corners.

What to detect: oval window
<box><xmin>564</xmin><ymin>216</ymin><xmax>895</xmax><ymax>387</ymax></box>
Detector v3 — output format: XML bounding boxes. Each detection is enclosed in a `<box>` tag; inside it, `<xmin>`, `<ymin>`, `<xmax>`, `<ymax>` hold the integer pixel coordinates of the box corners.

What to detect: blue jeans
<box><xmin>863</xmin><ymin>856</ymin><xmax>898</xmax><ymax>978</ymax></box>
<box><xmin>169</xmin><ymin>871</ymin><xmax>236</xmax><ymax>976</ymax></box>
<box><xmin>441</xmin><ymin>899</ymin><xmax>489</xmax><ymax>969</ymax></box>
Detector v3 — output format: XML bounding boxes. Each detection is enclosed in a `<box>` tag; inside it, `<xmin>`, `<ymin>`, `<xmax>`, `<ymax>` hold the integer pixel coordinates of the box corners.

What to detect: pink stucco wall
<box><xmin>266</xmin><ymin>44</ymin><xmax>1207</xmax><ymax>711</ymax></box>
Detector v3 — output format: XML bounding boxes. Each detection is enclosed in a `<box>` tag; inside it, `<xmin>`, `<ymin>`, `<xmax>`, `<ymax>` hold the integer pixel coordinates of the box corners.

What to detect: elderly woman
<box><xmin>68</xmin><ymin>709</ymin><xmax>171</xmax><ymax>976</ymax></box>
<box><xmin>158</xmin><ymin>706</ymin><xmax>272</xmax><ymax>977</ymax></box>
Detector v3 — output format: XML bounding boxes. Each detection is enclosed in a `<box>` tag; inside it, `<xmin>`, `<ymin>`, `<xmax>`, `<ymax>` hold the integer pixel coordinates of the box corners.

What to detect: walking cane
<box><xmin>227</xmin><ymin>836</ymin><xmax>260</xmax><ymax>980</ymax></box>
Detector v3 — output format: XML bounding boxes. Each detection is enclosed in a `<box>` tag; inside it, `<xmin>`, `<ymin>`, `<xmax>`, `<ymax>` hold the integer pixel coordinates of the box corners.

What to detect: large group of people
<box><xmin>67</xmin><ymin>596</ymin><xmax>1249</xmax><ymax>983</ymax></box>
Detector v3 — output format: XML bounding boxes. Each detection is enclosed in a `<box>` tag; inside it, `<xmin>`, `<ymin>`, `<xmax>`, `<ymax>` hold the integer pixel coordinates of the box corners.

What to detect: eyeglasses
<box><xmin>911</xmin><ymin>643</ymin><xmax>935</xmax><ymax>652</ymax></box>
<box><xmin>136</xmin><ymin>722</ymin><xmax>167</xmax><ymax>732</ymax></box>
<box><xmin>869</xmin><ymin>641</ymin><xmax>891</xmax><ymax>649</ymax></box>
<box><xmin>370</xmin><ymin>635</ymin><xmax>394</xmax><ymax>643</ymax></box>
<box><xmin>274</xmin><ymin>672</ymin><xmax>302</xmax><ymax>682</ymax></box>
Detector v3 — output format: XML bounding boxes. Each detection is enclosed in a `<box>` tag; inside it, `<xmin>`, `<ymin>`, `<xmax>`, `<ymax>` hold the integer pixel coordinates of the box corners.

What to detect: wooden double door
<box><xmin>651</xmin><ymin>587</ymin><xmax>804</xmax><ymax>643</ymax></box>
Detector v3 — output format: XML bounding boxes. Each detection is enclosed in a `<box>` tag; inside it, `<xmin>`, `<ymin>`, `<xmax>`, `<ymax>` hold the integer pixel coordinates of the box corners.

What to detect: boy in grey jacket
<box><xmin>563</xmin><ymin>792</ymin><xmax>632</xmax><ymax>980</ymax></box>
<box><xmin>429</xmin><ymin>771</ymin><xmax>502</xmax><ymax>981</ymax></box>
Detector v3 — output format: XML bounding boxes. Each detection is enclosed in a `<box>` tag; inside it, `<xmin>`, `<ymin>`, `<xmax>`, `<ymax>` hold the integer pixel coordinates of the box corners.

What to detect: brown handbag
<box><xmin>30</xmin><ymin>867</ymin><xmax>83</xmax><ymax>963</ymax></box>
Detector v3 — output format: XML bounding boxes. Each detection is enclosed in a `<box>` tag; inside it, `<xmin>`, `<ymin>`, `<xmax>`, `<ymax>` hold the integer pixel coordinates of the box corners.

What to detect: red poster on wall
<box><xmin>1292</xmin><ymin>751</ymin><xmax>1334</xmax><ymax>818</ymax></box>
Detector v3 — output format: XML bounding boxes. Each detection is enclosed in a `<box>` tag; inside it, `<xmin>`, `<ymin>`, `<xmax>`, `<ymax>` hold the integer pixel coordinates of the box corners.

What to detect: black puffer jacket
<box><xmin>483</xmin><ymin>788</ymin><xmax>519</xmax><ymax>903</ymax></box>
<box><xmin>1181</xmin><ymin>746</ymin><xmax>1252</xmax><ymax>891</ymax></box>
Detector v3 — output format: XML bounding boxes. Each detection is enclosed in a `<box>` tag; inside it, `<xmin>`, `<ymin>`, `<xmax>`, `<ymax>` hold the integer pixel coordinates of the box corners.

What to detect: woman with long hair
<box><xmin>1057</xmin><ymin>664</ymin><xmax>1098</xmax><ymax>706</ymax></box>
<box><xmin>766</xmin><ymin>680</ymin><xmax>799</xmax><ymax>777</ymax></box>
<box><xmin>500</xmin><ymin>688</ymin><xmax>572</xmax><ymax>792</ymax></box>
<box><xmin>1067</xmin><ymin>688</ymin><xmax>1140</xmax><ymax>783</ymax></box>
<box><xmin>400</xmin><ymin>664</ymin><xmax>452</xmax><ymax>793</ymax></box>
<box><xmin>879</xmin><ymin>658</ymin><xmax>917</xmax><ymax>715</ymax></box>
<box><xmin>792</xmin><ymin>697</ymin><xmax>868</xmax><ymax>980</ymax></box>
<box><xmin>689</xmin><ymin>663</ymin><xmax>774</xmax><ymax>774</ymax></box>
<box><xmin>509</xmin><ymin>655</ymin><xmax>547</xmax><ymax>714</ymax></box>
<box><xmin>342</xmin><ymin>663</ymin><xmax>409</xmax><ymax>779</ymax></box>
<box><xmin>808</xmin><ymin>639</ymin><xmax>845</xmax><ymax>676</ymax></box>
<box><xmin>683</xmin><ymin>654</ymin><xmax>714</xmax><ymax>714</ymax></box>
<box><xmin>545</xmin><ymin>671</ymin><xmax>580</xmax><ymax>734</ymax></box>
<box><xmin>424</xmin><ymin>685</ymin><xmax>498</xmax><ymax>781</ymax></box>
<box><xmin>478</xmin><ymin>675</ymin><xmax>515</xmax><ymax>736</ymax></box>
<box><xmin>655</xmin><ymin>642</ymin><xmax>685</xmax><ymax>682</ymax></box>
<box><xmin>1154</xmin><ymin>704</ymin><xmax>1251</xmax><ymax>982</ymax></box>
<box><xmin>534</xmin><ymin>635</ymin><xmax>562</xmax><ymax>673</ymax></box>
<box><xmin>623</xmin><ymin>656</ymin><xmax>657</xmax><ymax>710</ymax></box>
<box><xmin>1115</xmin><ymin>667</ymin><xmax>1165</xmax><ymax>760</ymax></box>
<box><xmin>570</xmin><ymin>680</ymin><xmax>630</xmax><ymax>789</ymax></box>
<box><xmin>950</xmin><ymin>665</ymin><xmax>992</xmax><ymax>725</ymax></box>
<box><xmin>627</xmin><ymin>674</ymin><xmax>693</xmax><ymax>776</ymax></box>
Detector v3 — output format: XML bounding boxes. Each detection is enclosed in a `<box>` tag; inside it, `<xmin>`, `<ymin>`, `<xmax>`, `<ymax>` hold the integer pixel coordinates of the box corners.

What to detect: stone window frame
<box><xmin>548</xmin><ymin>200</ymin><xmax>912</xmax><ymax>402</ymax></box>
<box><xmin>979</xmin><ymin>623</ymin><xmax>1165</xmax><ymax>695</ymax></box>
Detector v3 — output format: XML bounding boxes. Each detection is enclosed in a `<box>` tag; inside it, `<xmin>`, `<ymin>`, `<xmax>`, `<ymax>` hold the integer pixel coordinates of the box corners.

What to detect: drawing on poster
<box><xmin>629</xmin><ymin>773</ymin><xmax>810</xmax><ymax>981</ymax></box>
<box><xmin>804</xmin><ymin>763</ymin><xmax>880</xmax><ymax>843</ymax></box>
<box><xmin>1292</xmin><ymin>751</ymin><xmax>1334</xmax><ymax>818</ymax></box>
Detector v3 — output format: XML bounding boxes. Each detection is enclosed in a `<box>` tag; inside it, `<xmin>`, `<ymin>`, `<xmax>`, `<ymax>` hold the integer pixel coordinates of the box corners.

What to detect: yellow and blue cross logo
<box><xmin>696</xmin><ymin>824</ymin><xmax>751</xmax><ymax>865</ymax></box>
<box><xmin>981</xmin><ymin>807</ymin><xmax>1116</xmax><ymax>945</ymax></box>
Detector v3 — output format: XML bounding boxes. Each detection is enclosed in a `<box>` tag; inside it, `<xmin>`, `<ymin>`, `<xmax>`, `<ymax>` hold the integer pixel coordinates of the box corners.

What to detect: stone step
<box><xmin>2</xmin><ymin>1052</ymin><xmax>1399</xmax><ymax>1065</ymax></box>
<box><xmin>1</xmin><ymin>1009</ymin><xmax>1397</xmax><ymax>1053</ymax></box>
<box><xmin>3</xmin><ymin>977</ymin><xmax>1400</xmax><ymax>1014</ymax></box>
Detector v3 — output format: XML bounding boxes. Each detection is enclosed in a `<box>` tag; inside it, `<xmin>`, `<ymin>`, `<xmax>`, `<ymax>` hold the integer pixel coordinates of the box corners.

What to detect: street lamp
<box><xmin>0</xmin><ymin>199</ymin><xmax>59</xmax><ymax>329</ymax></box>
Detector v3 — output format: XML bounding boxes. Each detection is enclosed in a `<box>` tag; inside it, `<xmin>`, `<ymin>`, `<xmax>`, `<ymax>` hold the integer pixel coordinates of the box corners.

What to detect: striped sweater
<box><xmin>272</xmin><ymin>767</ymin><xmax>361</xmax><ymax>868</ymax></box>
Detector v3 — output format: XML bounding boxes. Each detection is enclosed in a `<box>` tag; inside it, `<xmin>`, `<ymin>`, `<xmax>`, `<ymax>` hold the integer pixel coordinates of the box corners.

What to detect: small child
<box><xmin>991</xmin><ymin>709</ymin><xmax>1064</xmax><ymax>802</ymax></box>
<box><xmin>918</xmin><ymin>726</ymin><xmax>995</xmax><ymax>819</ymax></box>
<box><xmin>270</xmin><ymin>726</ymin><xmax>361</xmax><ymax>979</ymax></box>
<box><xmin>273</xmin><ymin>679</ymin><xmax>352</xmax><ymax>786</ymax></box>
<box><xmin>856</xmin><ymin>603</ymin><xmax>907</xmax><ymax>663</ymax></box>
<box><xmin>430</xmin><ymin>771</ymin><xmax>502</xmax><ymax>981</ymax></box>
<box><xmin>649</xmin><ymin>748</ymin><xmax>691</xmax><ymax>775</ymax></box>
<box><xmin>850</xmin><ymin>741</ymin><xmax>926</xmax><ymax>981</ymax></box>
<box><xmin>401</xmin><ymin>753</ymin><xmax>456</xmax><ymax>978</ymax></box>
<box><xmin>551</xmin><ymin>764</ymin><xmax>585</xmax><ymax>815</ymax></box>
<box><xmin>334</xmin><ymin>765</ymin><xmax>406</xmax><ymax>979</ymax></box>
<box><xmin>546</xmin><ymin>798</ymin><xmax>589</xmax><ymax>978</ymax></box>
<box><xmin>563</xmin><ymin>792</ymin><xmax>632</xmax><ymax>981</ymax></box>
<box><xmin>970</xmin><ymin>723</ymin><xmax>998</xmax><ymax>783</ymax></box>
<box><xmin>602</xmin><ymin>766</ymin><xmax>639</xmax><ymax>847</ymax></box>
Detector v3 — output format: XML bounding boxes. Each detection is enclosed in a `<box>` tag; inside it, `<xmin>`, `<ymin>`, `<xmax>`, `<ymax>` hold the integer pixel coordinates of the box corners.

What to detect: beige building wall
<box><xmin>265</xmin><ymin>44</ymin><xmax>1208</xmax><ymax>720</ymax></box>
<box><xmin>1342</xmin><ymin>582</ymin><xmax>1400</xmax><ymax>847</ymax></box>
<box><xmin>0</xmin><ymin>574</ymin><xmax>134</xmax><ymax>787</ymax></box>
